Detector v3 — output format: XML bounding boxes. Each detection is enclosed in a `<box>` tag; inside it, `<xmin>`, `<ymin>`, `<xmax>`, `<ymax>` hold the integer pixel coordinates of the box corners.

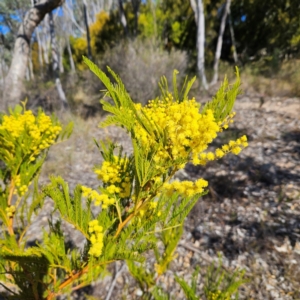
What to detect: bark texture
<box><xmin>83</xmin><ymin>0</ymin><xmax>92</xmax><ymax>59</ymax></box>
<box><xmin>2</xmin><ymin>0</ymin><xmax>64</xmax><ymax>111</ymax></box>
<box><xmin>49</xmin><ymin>11</ymin><xmax>68</xmax><ymax>109</ymax></box>
<box><xmin>211</xmin><ymin>0</ymin><xmax>231</xmax><ymax>86</ymax></box>
<box><xmin>195</xmin><ymin>0</ymin><xmax>208</xmax><ymax>89</ymax></box>
<box><xmin>118</xmin><ymin>0</ymin><xmax>128</xmax><ymax>37</ymax></box>
<box><xmin>66</xmin><ymin>37</ymin><xmax>76</xmax><ymax>73</ymax></box>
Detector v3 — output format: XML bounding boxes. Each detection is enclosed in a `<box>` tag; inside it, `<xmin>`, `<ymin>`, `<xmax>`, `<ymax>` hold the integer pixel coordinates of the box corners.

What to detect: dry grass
<box><xmin>99</xmin><ymin>39</ymin><xmax>187</xmax><ymax>104</ymax></box>
<box><xmin>238</xmin><ymin>59</ymin><xmax>300</xmax><ymax>97</ymax></box>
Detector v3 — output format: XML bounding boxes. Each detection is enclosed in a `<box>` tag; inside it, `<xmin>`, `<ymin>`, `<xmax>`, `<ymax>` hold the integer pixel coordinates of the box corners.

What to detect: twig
<box><xmin>178</xmin><ymin>241</ymin><xmax>213</xmax><ymax>264</ymax></box>
<box><xmin>0</xmin><ymin>281</ymin><xmax>18</xmax><ymax>296</ymax></box>
<box><xmin>105</xmin><ymin>263</ymin><xmax>126</xmax><ymax>300</ymax></box>
<box><xmin>178</xmin><ymin>241</ymin><xmax>252</xmax><ymax>276</ymax></box>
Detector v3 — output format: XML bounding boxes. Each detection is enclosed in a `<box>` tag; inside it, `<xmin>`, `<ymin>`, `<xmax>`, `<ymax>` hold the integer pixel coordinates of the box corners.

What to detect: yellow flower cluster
<box><xmin>81</xmin><ymin>186</ymin><xmax>115</xmax><ymax>208</ymax></box>
<box><xmin>0</xmin><ymin>110</ymin><xmax>62</xmax><ymax>160</ymax></box>
<box><xmin>12</xmin><ymin>174</ymin><xmax>28</xmax><ymax>196</ymax></box>
<box><xmin>134</xmin><ymin>95</ymin><xmax>220</xmax><ymax>165</ymax></box>
<box><xmin>138</xmin><ymin>201</ymin><xmax>158</xmax><ymax>218</ymax></box>
<box><xmin>219</xmin><ymin>112</ymin><xmax>236</xmax><ymax>131</ymax></box>
<box><xmin>88</xmin><ymin>220</ymin><xmax>104</xmax><ymax>257</ymax></box>
<box><xmin>192</xmin><ymin>135</ymin><xmax>248</xmax><ymax>165</ymax></box>
<box><xmin>207</xmin><ymin>290</ymin><xmax>230</xmax><ymax>300</ymax></box>
<box><xmin>12</xmin><ymin>174</ymin><xmax>29</xmax><ymax>196</ymax></box>
<box><xmin>5</xmin><ymin>205</ymin><xmax>16</xmax><ymax>218</ymax></box>
<box><xmin>94</xmin><ymin>157</ymin><xmax>131</xmax><ymax>198</ymax></box>
<box><xmin>133</xmin><ymin>94</ymin><xmax>249</xmax><ymax>170</ymax></box>
<box><xmin>163</xmin><ymin>178</ymin><xmax>208</xmax><ymax>197</ymax></box>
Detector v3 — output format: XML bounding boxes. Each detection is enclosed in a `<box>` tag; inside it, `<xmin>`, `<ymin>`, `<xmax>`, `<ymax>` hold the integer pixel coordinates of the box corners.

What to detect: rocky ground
<box><xmin>2</xmin><ymin>94</ymin><xmax>299</xmax><ymax>299</ymax></box>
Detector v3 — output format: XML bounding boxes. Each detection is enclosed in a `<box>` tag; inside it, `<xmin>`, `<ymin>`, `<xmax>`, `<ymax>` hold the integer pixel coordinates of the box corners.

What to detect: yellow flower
<box><xmin>88</xmin><ymin>220</ymin><xmax>104</xmax><ymax>257</ymax></box>
<box><xmin>94</xmin><ymin>156</ymin><xmax>131</xmax><ymax>199</ymax></box>
<box><xmin>0</xmin><ymin>109</ymin><xmax>61</xmax><ymax>161</ymax></box>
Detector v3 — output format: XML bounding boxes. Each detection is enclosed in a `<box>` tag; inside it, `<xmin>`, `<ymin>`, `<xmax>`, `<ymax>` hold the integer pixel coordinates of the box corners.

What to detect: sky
<box><xmin>0</xmin><ymin>6</ymin><xmax>63</xmax><ymax>36</ymax></box>
<box><xmin>0</xmin><ymin>15</ymin><xmax>9</xmax><ymax>35</ymax></box>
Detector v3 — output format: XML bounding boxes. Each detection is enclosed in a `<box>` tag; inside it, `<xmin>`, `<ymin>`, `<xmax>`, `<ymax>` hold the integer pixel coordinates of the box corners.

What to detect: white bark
<box><xmin>190</xmin><ymin>0</ymin><xmax>198</xmax><ymax>24</ymax></box>
<box><xmin>59</xmin><ymin>39</ymin><xmax>64</xmax><ymax>73</ymax></box>
<box><xmin>64</xmin><ymin>2</ymin><xmax>86</xmax><ymax>34</ymax></box>
<box><xmin>66</xmin><ymin>37</ymin><xmax>76</xmax><ymax>72</ymax></box>
<box><xmin>26</xmin><ymin>67</ymin><xmax>30</xmax><ymax>81</ymax></box>
<box><xmin>211</xmin><ymin>0</ymin><xmax>231</xmax><ymax>86</ymax></box>
<box><xmin>41</xmin><ymin>17</ymin><xmax>50</xmax><ymax>66</ymax></box>
<box><xmin>106</xmin><ymin>0</ymin><xmax>113</xmax><ymax>11</ymax></box>
<box><xmin>36</xmin><ymin>30</ymin><xmax>44</xmax><ymax>72</ymax></box>
<box><xmin>2</xmin><ymin>0</ymin><xmax>65</xmax><ymax>111</ymax></box>
<box><xmin>195</xmin><ymin>0</ymin><xmax>208</xmax><ymax>89</ymax></box>
<box><xmin>118</xmin><ymin>0</ymin><xmax>128</xmax><ymax>36</ymax></box>
<box><xmin>29</xmin><ymin>53</ymin><xmax>35</xmax><ymax>80</ymax></box>
<box><xmin>0</xmin><ymin>59</ymin><xmax>4</xmax><ymax>88</ymax></box>
<box><xmin>49</xmin><ymin>11</ymin><xmax>68</xmax><ymax>109</ymax></box>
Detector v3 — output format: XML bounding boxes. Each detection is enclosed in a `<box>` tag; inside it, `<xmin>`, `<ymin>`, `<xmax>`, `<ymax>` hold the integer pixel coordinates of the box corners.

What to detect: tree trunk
<box><xmin>118</xmin><ymin>0</ymin><xmax>128</xmax><ymax>37</ymax></box>
<box><xmin>26</xmin><ymin>67</ymin><xmax>30</xmax><ymax>81</ymax></box>
<box><xmin>59</xmin><ymin>39</ymin><xmax>64</xmax><ymax>74</ymax></box>
<box><xmin>131</xmin><ymin>0</ymin><xmax>140</xmax><ymax>36</ymax></box>
<box><xmin>42</xmin><ymin>15</ymin><xmax>50</xmax><ymax>67</ymax></box>
<box><xmin>190</xmin><ymin>0</ymin><xmax>198</xmax><ymax>24</ymax></box>
<box><xmin>49</xmin><ymin>11</ymin><xmax>68</xmax><ymax>109</ymax></box>
<box><xmin>195</xmin><ymin>0</ymin><xmax>208</xmax><ymax>89</ymax></box>
<box><xmin>29</xmin><ymin>54</ymin><xmax>35</xmax><ymax>80</ymax></box>
<box><xmin>2</xmin><ymin>0</ymin><xmax>65</xmax><ymax>111</ymax></box>
<box><xmin>83</xmin><ymin>0</ymin><xmax>92</xmax><ymax>59</ymax></box>
<box><xmin>228</xmin><ymin>8</ymin><xmax>238</xmax><ymax>64</ymax></box>
<box><xmin>211</xmin><ymin>0</ymin><xmax>231</xmax><ymax>86</ymax></box>
<box><xmin>66</xmin><ymin>37</ymin><xmax>76</xmax><ymax>73</ymax></box>
<box><xmin>36</xmin><ymin>30</ymin><xmax>44</xmax><ymax>74</ymax></box>
<box><xmin>64</xmin><ymin>1</ymin><xmax>85</xmax><ymax>35</ymax></box>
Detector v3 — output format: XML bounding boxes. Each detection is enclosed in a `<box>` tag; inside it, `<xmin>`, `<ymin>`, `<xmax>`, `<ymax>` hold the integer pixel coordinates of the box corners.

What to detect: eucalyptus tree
<box><xmin>2</xmin><ymin>0</ymin><xmax>65</xmax><ymax>111</ymax></box>
<box><xmin>190</xmin><ymin>0</ymin><xmax>208</xmax><ymax>89</ymax></box>
<box><xmin>49</xmin><ymin>10</ymin><xmax>68</xmax><ymax>108</ymax></box>
<box><xmin>211</xmin><ymin>0</ymin><xmax>231</xmax><ymax>86</ymax></box>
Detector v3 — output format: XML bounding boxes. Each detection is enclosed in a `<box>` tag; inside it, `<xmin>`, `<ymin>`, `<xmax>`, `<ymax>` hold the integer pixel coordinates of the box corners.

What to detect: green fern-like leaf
<box><xmin>175</xmin><ymin>275</ymin><xmax>198</xmax><ymax>300</ymax></box>
<box><xmin>202</xmin><ymin>67</ymin><xmax>241</xmax><ymax>122</ymax></box>
<box><xmin>43</xmin><ymin>177</ymin><xmax>92</xmax><ymax>239</ymax></box>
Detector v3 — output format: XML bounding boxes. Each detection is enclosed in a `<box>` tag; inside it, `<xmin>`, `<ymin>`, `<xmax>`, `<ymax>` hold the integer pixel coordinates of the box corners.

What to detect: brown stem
<box><xmin>8</xmin><ymin>179</ymin><xmax>15</xmax><ymax>206</ymax></box>
<box><xmin>114</xmin><ymin>200</ymin><xmax>143</xmax><ymax>238</ymax></box>
<box><xmin>46</xmin><ymin>265</ymin><xmax>89</xmax><ymax>300</ymax></box>
<box><xmin>46</xmin><ymin>260</ymin><xmax>115</xmax><ymax>300</ymax></box>
<box><xmin>7</xmin><ymin>180</ymin><xmax>15</xmax><ymax>236</ymax></box>
<box><xmin>114</xmin><ymin>166</ymin><xmax>179</xmax><ymax>239</ymax></box>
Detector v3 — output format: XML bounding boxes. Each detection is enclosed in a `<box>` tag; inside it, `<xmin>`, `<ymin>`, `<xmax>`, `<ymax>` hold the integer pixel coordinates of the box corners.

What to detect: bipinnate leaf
<box><xmin>43</xmin><ymin>176</ymin><xmax>91</xmax><ymax>238</ymax></box>
<box><xmin>202</xmin><ymin>67</ymin><xmax>241</xmax><ymax>121</ymax></box>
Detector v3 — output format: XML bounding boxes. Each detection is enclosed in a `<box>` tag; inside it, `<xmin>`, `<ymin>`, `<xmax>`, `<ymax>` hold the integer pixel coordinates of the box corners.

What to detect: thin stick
<box><xmin>0</xmin><ymin>282</ymin><xmax>18</xmax><ymax>296</ymax></box>
<box><xmin>105</xmin><ymin>263</ymin><xmax>126</xmax><ymax>300</ymax></box>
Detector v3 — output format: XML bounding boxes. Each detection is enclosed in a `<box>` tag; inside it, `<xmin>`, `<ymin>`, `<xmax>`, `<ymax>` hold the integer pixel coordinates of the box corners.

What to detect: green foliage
<box><xmin>138</xmin><ymin>0</ymin><xmax>196</xmax><ymax>50</ymax></box>
<box><xmin>203</xmin><ymin>257</ymin><xmax>248</xmax><ymax>300</ymax></box>
<box><xmin>231</xmin><ymin>0</ymin><xmax>300</xmax><ymax>61</ymax></box>
<box><xmin>174</xmin><ymin>260</ymin><xmax>247</xmax><ymax>300</ymax></box>
<box><xmin>43</xmin><ymin>177</ymin><xmax>92</xmax><ymax>238</ymax></box>
<box><xmin>202</xmin><ymin>67</ymin><xmax>241</xmax><ymax>122</ymax></box>
<box><xmin>0</xmin><ymin>62</ymin><xmax>247</xmax><ymax>299</ymax></box>
<box><xmin>175</xmin><ymin>267</ymin><xmax>200</xmax><ymax>300</ymax></box>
